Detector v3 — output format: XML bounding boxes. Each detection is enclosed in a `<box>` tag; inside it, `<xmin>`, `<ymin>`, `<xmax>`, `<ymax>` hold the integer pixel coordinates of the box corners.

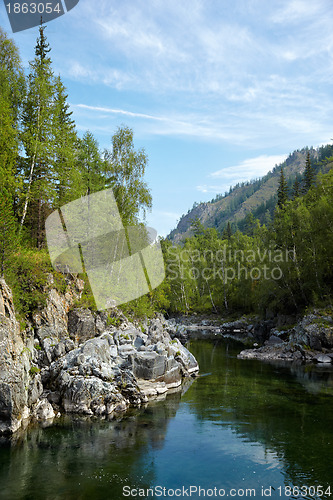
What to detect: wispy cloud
<box><xmin>211</xmin><ymin>154</ymin><xmax>288</xmax><ymax>179</ymax></box>
<box><xmin>57</xmin><ymin>0</ymin><xmax>333</xmax><ymax>153</ymax></box>
<box><xmin>74</xmin><ymin>104</ymin><xmax>167</xmax><ymax>122</ymax></box>
<box><xmin>197</xmin><ymin>154</ymin><xmax>288</xmax><ymax>195</ymax></box>
<box><xmin>72</xmin><ymin>103</ymin><xmax>248</xmax><ymax>143</ymax></box>
<box><xmin>271</xmin><ymin>0</ymin><xmax>327</xmax><ymax>24</ymax></box>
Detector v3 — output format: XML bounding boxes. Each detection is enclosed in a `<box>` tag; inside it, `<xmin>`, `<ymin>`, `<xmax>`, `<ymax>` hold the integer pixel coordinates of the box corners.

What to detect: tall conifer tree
<box><xmin>277</xmin><ymin>167</ymin><xmax>288</xmax><ymax>208</ymax></box>
<box><xmin>21</xmin><ymin>22</ymin><xmax>55</xmax><ymax>247</ymax></box>
<box><xmin>52</xmin><ymin>76</ymin><xmax>78</xmax><ymax>206</ymax></box>
<box><xmin>292</xmin><ymin>177</ymin><xmax>300</xmax><ymax>199</ymax></box>
<box><xmin>303</xmin><ymin>151</ymin><xmax>315</xmax><ymax>193</ymax></box>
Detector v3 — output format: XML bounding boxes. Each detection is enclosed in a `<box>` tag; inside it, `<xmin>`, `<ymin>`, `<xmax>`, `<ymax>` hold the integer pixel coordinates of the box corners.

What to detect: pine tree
<box><xmin>191</xmin><ymin>218</ymin><xmax>206</xmax><ymax>236</ymax></box>
<box><xmin>77</xmin><ymin>131</ymin><xmax>105</xmax><ymax>197</ymax></box>
<box><xmin>292</xmin><ymin>177</ymin><xmax>300</xmax><ymax>199</ymax></box>
<box><xmin>303</xmin><ymin>151</ymin><xmax>315</xmax><ymax>193</ymax></box>
<box><xmin>21</xmin><ymin>22</ymin><xmax>56</xmax><ymax>247</ymax></box>
<box><xmin>277</xmin><ymin>167</ymin><xmax>288</xmax><ymax>208</ymax></box>
<box><xmin>222</xmin><ymin>221</ymin><xmax>232</xmax><ymax>239</ymax></box>
<box><xmin>52</xmin><ymin>76</ymin><xmax>78</xmax><ymax>207</ymax></box>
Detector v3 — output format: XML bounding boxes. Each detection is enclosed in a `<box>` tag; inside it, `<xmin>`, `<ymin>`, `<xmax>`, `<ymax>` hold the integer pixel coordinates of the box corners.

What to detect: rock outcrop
<box><xmin>238</xmin><ymin>311</ymin><xmax>333</xmax><ymax>363</ymax></box>
<box><xmin>0</xmin><ymin>279</ymin><xmax>31</xmax><ymax>435</ymax></box>
<box><xmin>0</xmin><ymin>277</ymin><xmax>198</xmax><ymax>435</ymax></box>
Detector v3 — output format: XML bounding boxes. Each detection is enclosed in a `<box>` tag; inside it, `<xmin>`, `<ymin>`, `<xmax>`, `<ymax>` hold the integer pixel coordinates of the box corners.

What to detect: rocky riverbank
<box><xmin>0</xmin><ymin>278</ymin><xmax>198</xmax><ymax>436</ymax></box>
<box><xmin>238</xmin><ymin>311</ymin><xmax>333</xmax><ymax>364</ymax></box>
<box><xmin>169</xmin><ymin>311</ymin><xmax>333</xmax><ymax>365</ymax></box>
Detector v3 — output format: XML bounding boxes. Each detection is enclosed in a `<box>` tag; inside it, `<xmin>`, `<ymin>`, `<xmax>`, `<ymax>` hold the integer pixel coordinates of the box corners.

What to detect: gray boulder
<box><xmin>67</xmin><ymin>308</ymin><xmax>96</xmax><ymax>343</ymax></box>
<box><xmin>133</xmin><ymin>352</ymin><xmax>166</xmax><ymax>380</ymax></box>
<box><xmin>314</xmin><ymin>354</ymin><xmax>332</xmax><ymax>364</ymax></box>
<box><xmin>265</xmin><ymin>335</ymin><xmax>284</xmax><ymax>346</ymax></box>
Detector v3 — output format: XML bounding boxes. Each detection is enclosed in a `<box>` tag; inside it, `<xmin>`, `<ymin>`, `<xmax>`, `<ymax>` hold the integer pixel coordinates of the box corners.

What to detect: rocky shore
<box><xmin>0</xmin><ymin>278</ymin><xmax>198</xmax><ymax>436</ymax></box>
<box><xmin>238</xmin><ymin>312</ymin><xmax>333</xmax><ymax>364</ymax></box>
<box><xmin>169</xmin><ymin>311</ymin><xmax>333</xmax><ymax>365</ymax></box>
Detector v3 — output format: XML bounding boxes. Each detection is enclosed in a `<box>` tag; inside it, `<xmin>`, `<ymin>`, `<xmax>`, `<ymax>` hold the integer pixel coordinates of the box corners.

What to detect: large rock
<box><xmin>133</xmin><ymin>352</ymin><xmax>166</xmax><ymax>380</ymax></box>
<box><xmin>290</xmin><ymin>314</ymin><xmax>333</xmax><ymax>350</ymax></box>
<box><xmin>238</xmin><ymin>343</ymin><xmax>305</xmax><ymax>362</ymax></box>
<box><xmin>0</xmin><ymin>279</ymin><xmax>31</xmax><ymax>435</ymax></box>
<box><xmin>67</xmin><ymin>308</ymin><xmax>96</xmax><ymax>343</ymax></box>
<box><xmin>168</xmin><ymin>338</ymin><xmax>199</xmax><ymax>374</ymax></box>
<box><xmin>314</xmin><ymin>354</ymin><xmax>332</xmax><ymax>364</ymax></box>
<box><xmin>0</xmin><ymin>277</ymin><xmax>200</xmax><ymax>432</ymax></box>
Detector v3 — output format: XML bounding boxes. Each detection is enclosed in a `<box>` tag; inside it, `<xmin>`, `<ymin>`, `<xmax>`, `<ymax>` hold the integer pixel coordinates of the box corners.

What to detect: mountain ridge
<box><xmin>168</xmin><ymin>144</ymin><xmax>333</xmax><ymax>242</ymax></box>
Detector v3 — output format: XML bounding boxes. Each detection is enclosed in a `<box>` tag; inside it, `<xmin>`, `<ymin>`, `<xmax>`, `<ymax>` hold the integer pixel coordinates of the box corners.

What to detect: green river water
<box><xmin>0</xmin><ymin>338</ymin><xmax>333</xmax><ymax>500</ymax></box>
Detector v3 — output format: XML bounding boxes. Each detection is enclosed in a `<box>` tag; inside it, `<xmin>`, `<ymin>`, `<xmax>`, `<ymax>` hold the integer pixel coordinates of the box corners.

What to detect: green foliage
<box><xmin>106</xmin><ymin>314</ymin><xmax>122</xmax><ymax>327</ymax></box>
<box><xmin>29</xmin><ymin>366</ymin><xmax>40</xmax><ymax>376</ymax></box>
<box><xmin>76</xmin><ymin>130</ymin><xmax>105</xmax><ymax>197</ymax></box>
<box><xmin>120</xmin><ymin>294</ymin><xmax>156</xmax><ymax>320</ymax></box>
<box><xmin>163</xmin><ymin>166</ymin><xmax>333</xmax><ymax>317</ymax></box>
<box><xmin>0</xmin><ymin>189</ymin><xmax>18</xmax><ymax>276</ymax></box>
<box><xmin>4</xmin><ymin>248</ymin><xmax>66</xmax><ymax>321</ymax></box>
<box><xmin>104</xmin><ymin>126</ymin><xmax>152</xmax><ymax>225</ymax></box>
<box><xmin>72</xmin><ymin>275</ymin><xmax>97</xmax><ymax>311</ymax></box>
<box><xmin>303</xmin><ymin>151</ymin><xmax>315</xmax><ymax>193</ymax></box>
<box><xmin>292</xmin><ymin>177</ymin><xmax>300</xmax><ymax>199</ymax></box>
<box><xmin>277</xmin><ymin>167</ymin><xmax>288</xmax><ymax>208</ymax></box>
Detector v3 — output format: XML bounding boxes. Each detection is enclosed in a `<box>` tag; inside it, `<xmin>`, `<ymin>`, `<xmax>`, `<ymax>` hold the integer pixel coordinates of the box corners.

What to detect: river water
<box><xmin>1</xmin><ymin>338</ymin><xmax>333</xmax><ymax>500</ymax></box>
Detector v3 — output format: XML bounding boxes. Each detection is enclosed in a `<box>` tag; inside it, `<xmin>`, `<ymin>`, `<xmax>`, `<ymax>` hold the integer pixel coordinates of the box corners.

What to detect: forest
<box><xmin>0</xmin><ymin>24</ymin><xmax>157</xmax><ymax>320</ymax></box>
<box><xmin>1</xmin><ymin>24</ymin><xmax>333</xmax><ymax>322</ymax></box>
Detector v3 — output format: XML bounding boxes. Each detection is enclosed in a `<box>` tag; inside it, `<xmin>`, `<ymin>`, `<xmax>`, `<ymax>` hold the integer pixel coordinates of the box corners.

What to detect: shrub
<box><xmin>29</xmin><ymin>366</ymin><xmax>40</xmax><ymax>376</ymax></box>
<box><xmin>71</xmin><ymin>274</ymin><xmax>97</xmax><ymax>311</ymax></box>
<box><xmin>5</xmin><ymin>248</ymin><xmax>67</xmax><ymax>324</ymax></box>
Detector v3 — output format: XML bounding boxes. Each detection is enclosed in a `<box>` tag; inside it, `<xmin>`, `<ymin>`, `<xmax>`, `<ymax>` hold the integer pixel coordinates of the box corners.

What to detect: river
<box><xmin>1</xmin><ymin>338</ymin><xmax>333</xmax><ymax>499</ymax></box>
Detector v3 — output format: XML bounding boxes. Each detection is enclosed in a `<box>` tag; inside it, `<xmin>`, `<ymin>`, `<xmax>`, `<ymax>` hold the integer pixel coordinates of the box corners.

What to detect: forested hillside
<box><xmin>0</xmin><ymin>24</ymin><xmax>158</xmax><ymax>320</ymax></box>
<box><xmin>169</xmin><ymin>145</ymin><xmax>333</xmax><ymax>242</ymax></box>
<box><xmin>162</xmin><ymin>153</ymin><xmax>333</xmax><ymax>316</ymax></box>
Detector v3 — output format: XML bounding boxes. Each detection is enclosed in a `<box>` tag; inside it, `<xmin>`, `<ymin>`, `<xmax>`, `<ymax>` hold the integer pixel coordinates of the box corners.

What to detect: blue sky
<box><xmin>2</xmin><ymin>0</ymin><xmax>333</xmax><ymax>236</ymax></box>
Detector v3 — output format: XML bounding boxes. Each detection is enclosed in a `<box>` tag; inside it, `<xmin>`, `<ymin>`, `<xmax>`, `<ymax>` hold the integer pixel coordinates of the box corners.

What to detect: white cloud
<box><xmin>211</xmin><ymin>154</ymin><xmax>287</xmax><ymax>180</ymax></box>
<box><xmin>74</xmin><ymin>104</ymin><xmax>167</xmax><ymax>122</ymax></box>
<box><xmin>271</xmin><ymin>0</ymin><xmax>326</xmax><ymax>24</ymax></box>
<box><xmin>71</xmin><ymin>103</ymin><xmax>246</xmax><ymax>143</ymax></box>
<box><xmin>196</xmin><ymin>154</ymin><xmax>288</xmax><ymax>196</ymax></box>
<box><xmin>55</xmin><ymin>0</ymin><xmax>333</xmax><ymax>153</ymax></box>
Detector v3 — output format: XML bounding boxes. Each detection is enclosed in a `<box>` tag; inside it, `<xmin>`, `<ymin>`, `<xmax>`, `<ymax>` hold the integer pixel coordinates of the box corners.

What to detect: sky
<box><xmin>1</xmin><ymin>0</ymin><xmax>333</xmax><ymax>236</ymax></box>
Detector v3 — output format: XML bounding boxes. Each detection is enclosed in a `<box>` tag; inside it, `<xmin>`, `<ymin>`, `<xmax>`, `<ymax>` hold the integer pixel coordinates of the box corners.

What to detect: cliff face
<box><xmin>0</xmin><ymin>279</ymin><xmax>31</xmax><ymax>434</ymax></box>
<box><xmin>0</xmin><ymin>276</ymin><xmax>198</xmax><ymax>435</ymax></box>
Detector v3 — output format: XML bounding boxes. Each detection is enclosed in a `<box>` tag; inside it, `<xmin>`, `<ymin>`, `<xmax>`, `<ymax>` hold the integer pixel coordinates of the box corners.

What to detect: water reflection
<box><xmin>0</xmin><ymin>339</ymin><xmax>333</xmax><ymax>500</ymax></box>
<box><xmin>0</xmin><ymin>387</ymin><xmax>191</xmax><ymax>500</ymax></box>
<box><xmin>186</xmin><ymin>340</ymin><xmax>333</xmax><ymax>496</ymax></box>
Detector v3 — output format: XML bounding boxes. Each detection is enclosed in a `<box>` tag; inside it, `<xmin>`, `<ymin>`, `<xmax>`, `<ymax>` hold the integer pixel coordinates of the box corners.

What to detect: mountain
<box><xmin>168</xmin><ymin>144</ymin><xmax>333</xmax><ymax>243</ymax></box>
